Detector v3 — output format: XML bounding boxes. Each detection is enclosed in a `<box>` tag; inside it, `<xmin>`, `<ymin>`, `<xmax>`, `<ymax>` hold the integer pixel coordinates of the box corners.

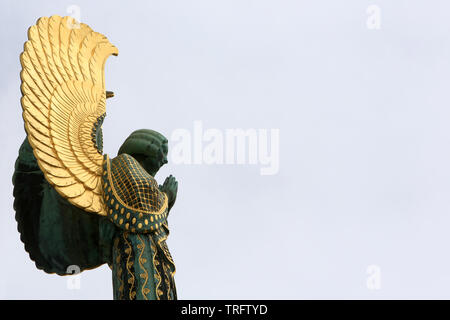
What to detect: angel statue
<box><xmin>12</xmin><ymin>15</ymin><xmax>179</xmax><ymax>300</ymax></box>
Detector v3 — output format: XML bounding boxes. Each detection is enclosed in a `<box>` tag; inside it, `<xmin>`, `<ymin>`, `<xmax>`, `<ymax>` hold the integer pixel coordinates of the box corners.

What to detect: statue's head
<box><xmin>118</xmin><ymin>129</ymin><xmax>168</xmax><ymax>176</ymax></box>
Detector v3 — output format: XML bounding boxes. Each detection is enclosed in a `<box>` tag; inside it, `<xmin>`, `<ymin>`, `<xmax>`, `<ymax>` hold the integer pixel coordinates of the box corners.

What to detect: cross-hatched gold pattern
<box><xmin>110</xmin><ymin>154</ymin><xmax>165</xmax><ymax>212</ymax></box>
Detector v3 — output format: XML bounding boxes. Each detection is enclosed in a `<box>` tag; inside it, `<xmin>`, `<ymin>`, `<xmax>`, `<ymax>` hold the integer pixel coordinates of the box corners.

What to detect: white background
<box><xmin>1</xmin><ymin>0</ymin><xmax>450</xmax><ymax>299</ymax></box>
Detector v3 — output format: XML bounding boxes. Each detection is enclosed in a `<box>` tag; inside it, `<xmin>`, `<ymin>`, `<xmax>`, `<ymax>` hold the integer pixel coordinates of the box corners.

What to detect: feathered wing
<box><xmin>20</xmin><ymin>15</ymin><xmax>118</xmax><ymax>215</ymax></box>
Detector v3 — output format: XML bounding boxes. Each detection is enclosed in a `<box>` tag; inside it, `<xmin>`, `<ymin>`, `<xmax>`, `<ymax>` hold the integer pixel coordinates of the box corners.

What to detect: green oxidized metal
<box><xmin>13</xmin><ymin>131</ymin><xmax>178</xmax><ymax>300</ymax></box>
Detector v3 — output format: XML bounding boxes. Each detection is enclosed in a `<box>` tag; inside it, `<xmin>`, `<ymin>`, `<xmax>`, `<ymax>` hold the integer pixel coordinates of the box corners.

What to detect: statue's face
<box><xmin>138</xmin><ymin>142</ymin><xmax>168</xmax><ymax>176</ymax></box>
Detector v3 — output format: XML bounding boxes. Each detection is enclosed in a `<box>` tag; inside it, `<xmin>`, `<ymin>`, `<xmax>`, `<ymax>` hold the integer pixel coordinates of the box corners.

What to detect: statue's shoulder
<box><xmin>110</xmin><ymin>153</ymin><xmax>159</xmax><ymax>184</ymax></box>
<box><xmin>102</xmin><ymin>154</ymin><xmax>168</xmax><ymax>233</ymax></box>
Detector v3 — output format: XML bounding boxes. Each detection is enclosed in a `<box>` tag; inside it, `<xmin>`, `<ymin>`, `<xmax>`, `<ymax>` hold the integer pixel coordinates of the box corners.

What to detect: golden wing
<box><xmin>20</xmin><ymin>15</ymin><xmax>118</xmax><ymax>216</ymax></box>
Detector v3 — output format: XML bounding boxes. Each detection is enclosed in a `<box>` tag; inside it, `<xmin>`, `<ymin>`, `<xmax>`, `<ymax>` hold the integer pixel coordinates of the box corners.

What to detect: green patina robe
<box><xmin>103</xmin><ymin>153</ymin><xmax>176</xmax><ymax>300</ymax></box>
<box><xmin>111</xmin><ymin>230</ymin><xmax>176</xmax><ymax>300</ymax></box>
